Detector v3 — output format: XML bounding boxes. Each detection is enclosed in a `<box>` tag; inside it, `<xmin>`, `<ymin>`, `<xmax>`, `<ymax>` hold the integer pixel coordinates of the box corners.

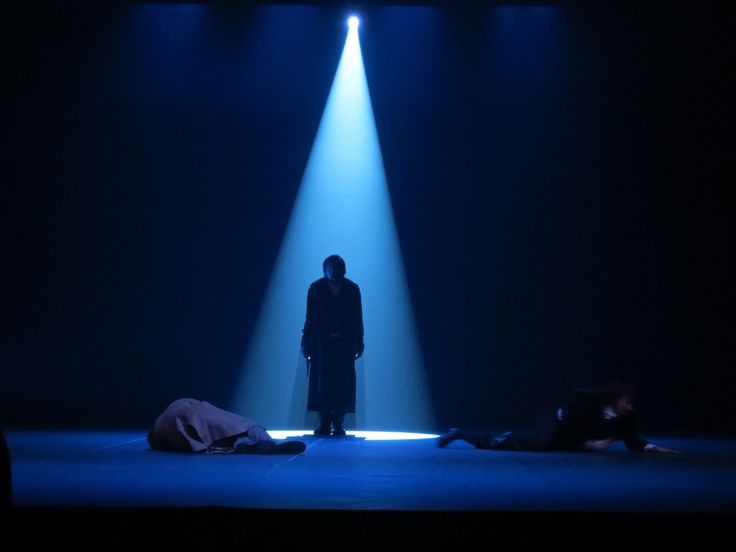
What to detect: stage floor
<box><xmin>4</xmin><ymin>430</ymin><xmax>736</xmax><ymax>546</ymax></box>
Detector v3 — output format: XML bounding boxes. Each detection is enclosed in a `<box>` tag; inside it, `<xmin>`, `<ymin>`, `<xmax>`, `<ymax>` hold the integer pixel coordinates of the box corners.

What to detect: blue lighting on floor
<box><xmin>231</xmin><ymin>17</ymin><xmax>434</xmax><ymax>432</ymax></box>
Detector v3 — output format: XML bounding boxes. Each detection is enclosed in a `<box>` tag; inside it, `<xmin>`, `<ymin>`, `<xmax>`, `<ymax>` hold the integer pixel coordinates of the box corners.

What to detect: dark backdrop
<box><xmin>3</xmin><ymin>2</ymin><xmax>733</xmax><ymax>434</ymax></box>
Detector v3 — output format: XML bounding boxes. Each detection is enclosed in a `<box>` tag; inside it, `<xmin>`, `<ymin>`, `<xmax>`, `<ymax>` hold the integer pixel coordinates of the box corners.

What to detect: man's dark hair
<box><xmin>323</xmin><ymin>254</ymin><xmax>346</xmax><ymax>277</ymax></box>
<box><xmin>600</xmin><ymin>381</ymin><xmax>635</xmax><ymax>404</ymax></box>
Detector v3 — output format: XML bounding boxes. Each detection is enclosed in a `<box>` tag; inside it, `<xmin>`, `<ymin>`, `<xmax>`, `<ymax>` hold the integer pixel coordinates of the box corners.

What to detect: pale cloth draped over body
<box><xmin>147</xmin><ymin>398</ymin><xmax>272</xmax><ymax>452</ymax></box>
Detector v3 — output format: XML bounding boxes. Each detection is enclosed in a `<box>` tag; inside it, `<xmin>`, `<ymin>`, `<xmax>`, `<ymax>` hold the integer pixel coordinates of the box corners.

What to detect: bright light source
<box><xmin>348</xmin><ymin>16</ymin><xmax>359</xmax><ymax>29</ymax></box>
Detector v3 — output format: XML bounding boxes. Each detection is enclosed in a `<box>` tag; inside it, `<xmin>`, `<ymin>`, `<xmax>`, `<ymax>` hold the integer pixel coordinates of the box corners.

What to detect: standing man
<box><xmin>301</xmin><ymin>255</ymin><xmax>364</xmax><ymax>437</ymax></box>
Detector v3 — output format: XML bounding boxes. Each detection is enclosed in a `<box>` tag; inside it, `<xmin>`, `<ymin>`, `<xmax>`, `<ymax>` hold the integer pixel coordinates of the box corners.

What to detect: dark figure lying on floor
<box><xmin>148</xmin><ymin>398</ymin><xmax>306</xmax><ymax>454</ymax></box>
<box><xmin>438</xmin><ymin>383</ymin><xmax>679</xmax><ymax>454</ymax></box>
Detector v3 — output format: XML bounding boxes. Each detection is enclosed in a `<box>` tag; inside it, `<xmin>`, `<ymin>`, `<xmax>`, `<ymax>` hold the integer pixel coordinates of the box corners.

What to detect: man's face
<box><xmin>325</xmin><ymin>263</ymin><xmax>343</xmax><ymax>283</ymax></box>
<box><xmin>613</xmin><ymin>394</ymin><xmax>635</xmax><ymax>416</ymax></box>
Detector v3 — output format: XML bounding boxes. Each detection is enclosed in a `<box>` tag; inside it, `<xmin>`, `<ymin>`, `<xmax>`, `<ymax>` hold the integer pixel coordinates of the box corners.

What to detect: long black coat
<box><xmin>301</xmin><ymin>277</ymin><xmax>364</xmax><ymax>413</ymax></box>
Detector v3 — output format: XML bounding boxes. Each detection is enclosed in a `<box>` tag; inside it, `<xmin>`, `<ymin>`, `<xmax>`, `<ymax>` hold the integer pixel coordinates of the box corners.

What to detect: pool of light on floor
<box><xmin>269</xmin><ymin>430</ymin><xmax>439</xmax><ymax>441</ymax></box>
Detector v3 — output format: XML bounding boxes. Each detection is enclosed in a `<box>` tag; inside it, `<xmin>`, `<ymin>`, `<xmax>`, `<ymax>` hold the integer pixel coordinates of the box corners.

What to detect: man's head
<box><xmin>612</xmin><ymin>393</ymin><xmax>635</xmax><ymax>416</ymax></box>
<box><xmin>323</xmin><ymin>254</ymin><xmax>346</xmax><ymax>283</ymax></box>
<box><xmin>604</xmin><ymin>382</ymin><xmax>636</xmax><ymax>416</ymax></box>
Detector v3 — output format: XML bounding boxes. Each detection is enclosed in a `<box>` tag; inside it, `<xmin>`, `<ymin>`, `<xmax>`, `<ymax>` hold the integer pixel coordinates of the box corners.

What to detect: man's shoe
<box><xmin>274</xmin><ymin>441</ymin><xmax>307</xmax><ymax>454</ymax></box>
<box><xmin>438</xmin><ymin>428</ymin><xmax>460</xmax><ymax>448</ymax></box>
<box><xmin>314</xmin><ymin>426</ymin><xmax>331</xmax><ymax>436</ymax></box>
<box><xmin>235</xmin><ymin>440</ymin><xmax>276</xmax><ymax>454</ymax></box>
<box><xmin>332</xmin><ymin>427</ymin><xmax>347</xmax><ymax>437</ymax></box>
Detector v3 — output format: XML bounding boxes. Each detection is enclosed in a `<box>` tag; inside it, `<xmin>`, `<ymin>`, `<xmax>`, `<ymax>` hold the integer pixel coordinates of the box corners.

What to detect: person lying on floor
<box><xmin>147</xmin><ymin>398</ymin><xmax>306</xmax><ymax>454</ymax></box>
<box><xmin>438</xmin><ymin>382</ymin><xmax>679</xmax><ymax>454</ymax></box>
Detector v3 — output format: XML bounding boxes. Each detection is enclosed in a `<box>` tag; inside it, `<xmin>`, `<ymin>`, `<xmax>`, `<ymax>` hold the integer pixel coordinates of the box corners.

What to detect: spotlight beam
<box><xmin>231</xmin><ymin>18</ymin><xmax>434</xmax><ymax>432</ymax></box>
